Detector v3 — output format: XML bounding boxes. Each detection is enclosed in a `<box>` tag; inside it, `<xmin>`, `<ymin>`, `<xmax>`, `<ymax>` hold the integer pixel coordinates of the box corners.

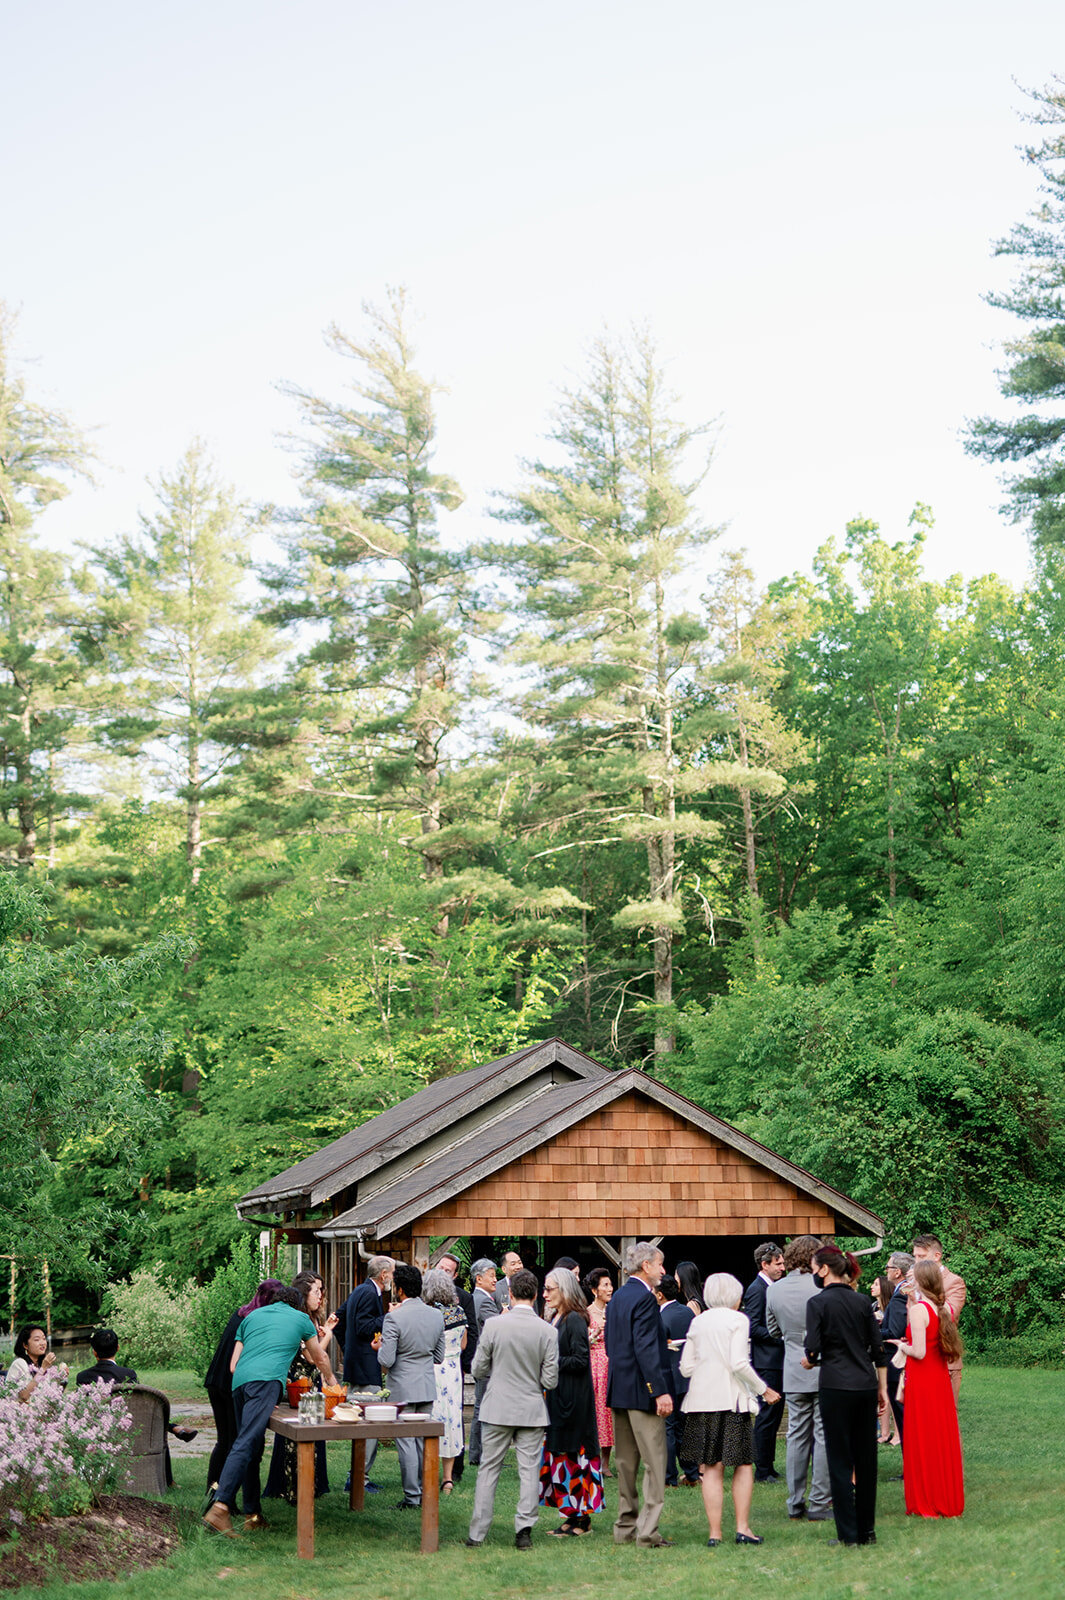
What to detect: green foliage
<box><xmin>0</xmin><ymin>872</ymin><xmax>183</xmax><ymax>1281</ymax></box>
<box><xmin>185</xmin><ymin>1233</ymin><xmax>263</xmax><ymax>1378</ymax></box>
<box><xmin>671</xmin><ymin>903</ymin><xmax>1065</xmax><ymax>1348</ymax></box>
<box><xmin>100</xmin><ymin>1266</ymin><xmax>200</xmax><ymax>1368</ymax></box>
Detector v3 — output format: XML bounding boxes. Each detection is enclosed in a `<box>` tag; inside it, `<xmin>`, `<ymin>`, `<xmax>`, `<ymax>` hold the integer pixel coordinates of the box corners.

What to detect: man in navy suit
<box><xmin>656</xmin><ymin>1275</ymin><xmax>698</xmax><ymax>1486</ymax></box>
<box><xmin>880</xmin><ymin>1250</ymin><xmax>914</xmax><ymax>1447</ymax></box>
<box><xmin>342</xmin><ymin>1255</ymin><xmax>394</xmax><ymax>1490</ymax></box>
<box><xmin>741</xmin><ymin>1241</ymin><xmax>786</xmax><ymax>1482</ymax></box>
<box><xmin>605</xmin><ymin>1241</ymin><xmax>673</xmax><ymax>1547</ymax></box>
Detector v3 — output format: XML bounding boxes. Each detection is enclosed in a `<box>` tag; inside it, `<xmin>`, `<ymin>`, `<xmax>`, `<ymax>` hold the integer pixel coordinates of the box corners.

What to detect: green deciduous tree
<box><xmin>0</xmin><ymin>873</ymin><xmax>182</xmax><ymax>1282</ymax></box>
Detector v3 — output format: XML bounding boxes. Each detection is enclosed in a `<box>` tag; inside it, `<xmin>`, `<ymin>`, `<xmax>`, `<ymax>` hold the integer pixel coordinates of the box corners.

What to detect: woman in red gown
<box><xmin>894</xmin><ymin>1260</ymin><xmax>964</xmax><ymax>1518</ymax></box>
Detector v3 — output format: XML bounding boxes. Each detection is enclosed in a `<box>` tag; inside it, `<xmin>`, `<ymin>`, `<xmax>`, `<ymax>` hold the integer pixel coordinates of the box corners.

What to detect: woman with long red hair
<box><xmin>893</xmin><ymin>1260</ymin><xmax>964</xmax><ymax>1518</ymax></box>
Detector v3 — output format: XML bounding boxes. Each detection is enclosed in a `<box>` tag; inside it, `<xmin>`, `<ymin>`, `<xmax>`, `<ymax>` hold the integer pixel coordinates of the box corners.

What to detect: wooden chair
<box><xmin>112</xmin><ymin>1384</ymin><xmax>172</xmax><ymax>1496</ymax></box>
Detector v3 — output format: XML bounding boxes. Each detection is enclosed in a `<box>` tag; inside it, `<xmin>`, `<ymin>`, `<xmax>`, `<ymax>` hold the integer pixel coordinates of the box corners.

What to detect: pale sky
<box><xmin>5</xmin><ymin>1</ymin><xmax>1064</xmax><ymax>596</ymax></box>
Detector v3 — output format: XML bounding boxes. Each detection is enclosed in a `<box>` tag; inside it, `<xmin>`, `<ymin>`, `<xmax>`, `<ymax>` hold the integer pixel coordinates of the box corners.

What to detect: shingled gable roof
<box><xmin>315</xmin><ymin>1067</ymin><xmax>885</xmax><ymax>1242</ymax></box>
<box><xmin>235</xmin><ymin>1037</ymin><xmax>608</xmax><ymax>1218</ymax></box>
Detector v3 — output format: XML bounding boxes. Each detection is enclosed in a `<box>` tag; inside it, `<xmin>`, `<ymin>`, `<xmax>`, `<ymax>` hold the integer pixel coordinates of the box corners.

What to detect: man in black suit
<box><xmin>605</xmin><ymin>1241</ymin><xmax>673</xmax><ymax>1548</ymax></box>
<box><xmin>76</xmin><ymin>1328</ymin><xmax>197</xmax><ymax>1463</ymax></box>
<box><xmin>656</xmin><ymin>1275</ymin><xmax>698</xmax><ymax>1487</ymax></box>
<box><xmin>76</xmin><ymin>1327</ymin><xmax>138</xmax><ymax>1388</ymax></box>
<box><xmin>741</xmin><ymin>1241</ymin><xmax>786</xmax><ymax>1483</ymax></box>
<box><xmin>437</xmin><ymin>1250</ymin><xmax>478</xmax><ymax>1483</ymax></box>
<box><xmin>341</xmin><ymin>1254</ymin><xmax>394</xmax><ymax>1491</ymax></box>
<box><xmin>880</xmin><ymin>1250</ymin><xmax>914</xmax><ymax>1448</ymax></box>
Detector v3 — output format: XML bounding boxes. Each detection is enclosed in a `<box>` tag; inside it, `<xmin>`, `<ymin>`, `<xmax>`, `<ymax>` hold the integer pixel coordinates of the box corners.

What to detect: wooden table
<box><xmin>268</xmin><ymin>1408</ymin><xmax>444</xmax><ymax>1558</ymax></box>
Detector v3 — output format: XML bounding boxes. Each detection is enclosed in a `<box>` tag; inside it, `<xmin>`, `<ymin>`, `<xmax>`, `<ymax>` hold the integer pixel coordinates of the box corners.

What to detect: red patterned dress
<box><xmin>903</xmin><ymin>1298</ymin><xmax>964</xmax><ymax>1519</ymax></box>
<box><xmin>588</xmin><ymin>1305</ymin><xmax>613</xmax><ymax>1449</ymax></box>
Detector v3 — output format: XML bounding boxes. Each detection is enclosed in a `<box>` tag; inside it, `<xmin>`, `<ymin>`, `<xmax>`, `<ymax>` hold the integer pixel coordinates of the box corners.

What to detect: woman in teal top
<box><xmin>203</xmin><ymin>1286</ymin><xmax>338</xmax><ymax>1539</ymax></box>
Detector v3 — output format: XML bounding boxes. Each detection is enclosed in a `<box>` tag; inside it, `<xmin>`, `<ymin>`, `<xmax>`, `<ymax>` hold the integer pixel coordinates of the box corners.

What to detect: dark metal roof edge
<box><xmin>237</xmin><ymin>1037</ymin><xmax>607</xmax><ymax>1213</ymax></box>
<box><xmin>317</xmin><ymin>1076</ymin><xmax>613</xmax><ymax>1239</ymax></box>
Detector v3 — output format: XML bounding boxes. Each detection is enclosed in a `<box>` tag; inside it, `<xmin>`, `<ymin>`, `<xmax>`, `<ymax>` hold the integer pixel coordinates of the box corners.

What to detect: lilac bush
<box><xmin>0</xmin><ymin>1371</ymin><xmax>132</xmax><ymax>1526</ymax></box>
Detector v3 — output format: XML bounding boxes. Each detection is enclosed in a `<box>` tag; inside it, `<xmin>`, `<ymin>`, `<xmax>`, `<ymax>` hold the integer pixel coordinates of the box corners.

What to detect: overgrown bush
<box><xmin>100</xmin><ymin>1266</ymin><xmax>199</xmax><ymax>1368</ymax></box>
<box><xmin>0</xmin><ymin>1371</ymin><xmax>132</xmax><ymax>1525</ymax></box>
<box><xmin>185</xmin><ymin>1232</ymin><xmax>263</xmax><ymax>1377</ymax></box>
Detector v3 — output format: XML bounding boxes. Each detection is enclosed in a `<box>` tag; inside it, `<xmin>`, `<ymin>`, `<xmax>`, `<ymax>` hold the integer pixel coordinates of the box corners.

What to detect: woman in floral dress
<box><xmin>583</xmin><ymin>1267</ymin><xmax>614</xmax><ymax>1476</ymax></box>
<box><xmin>422</xmin><ymin>1268</ymin><xmax>468</xmax><ymax>1493</ymax></box>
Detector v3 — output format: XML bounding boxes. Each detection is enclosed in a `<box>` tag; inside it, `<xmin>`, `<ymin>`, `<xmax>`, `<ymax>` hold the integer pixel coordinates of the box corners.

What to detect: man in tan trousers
<box><xmin>605</xmin><ymin>1241</ymin><xmax>674</xmax><ymax>1548</ymax></box>
<box><xmin>912</xmin><ymin>1233</ymin><xmax>966</xmax><ymax>1400</ymax></box>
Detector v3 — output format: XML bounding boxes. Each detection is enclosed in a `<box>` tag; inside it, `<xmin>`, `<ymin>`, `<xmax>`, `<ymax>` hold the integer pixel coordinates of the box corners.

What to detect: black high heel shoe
<box><xmin>736</xmin><ymin>1532</ymin><xmax>764</xmax><ymax>1544</ymax></box>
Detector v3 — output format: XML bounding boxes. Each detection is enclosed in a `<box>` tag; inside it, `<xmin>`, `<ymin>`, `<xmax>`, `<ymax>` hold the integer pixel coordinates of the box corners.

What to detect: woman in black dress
<box><xmin>539</xmin><ymin>1267</ymin><xmax>604</xmax><ymax>1536</ymax></box>
<box><xmin>802</xmin><ymin>1245</ymin><xmax>889</xmax><ymax>1547</ymax></box>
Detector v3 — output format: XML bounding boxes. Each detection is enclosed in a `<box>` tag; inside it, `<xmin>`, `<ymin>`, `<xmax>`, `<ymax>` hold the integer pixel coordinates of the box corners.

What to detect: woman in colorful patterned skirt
<box><xmin>539</xmin><ymin>1268</ymin><xmax>604</xmax><ymax>1535</ymax></box>
<box><xmin>583</xmin><ymin>1267</ymin><xmax>614</xmax><ymax>1476</ymax></box>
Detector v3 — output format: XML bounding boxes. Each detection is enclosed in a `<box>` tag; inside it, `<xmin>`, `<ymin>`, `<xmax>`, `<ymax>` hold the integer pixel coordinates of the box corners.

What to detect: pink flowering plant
<box><xmin>0</xmin><ymin>1370</ymin><xmax>133</xmax><ymax>1527</ymax></box>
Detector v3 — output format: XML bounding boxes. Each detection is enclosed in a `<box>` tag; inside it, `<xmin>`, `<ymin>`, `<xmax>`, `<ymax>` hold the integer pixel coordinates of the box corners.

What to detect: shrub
<box><xmin>186</xmin><ymin>1232</ymin><xmax>264</xmax><ymax>1378</ymax></box>
<box><xmin>0</xmin><ymin>1370</ymin><xmax>132</xmax><ymax>1525</ymax></box>
<box><xmin>100</xmin><ymin>1266</ymin><xmax>200</xmax><ymax>1368</ymax></box>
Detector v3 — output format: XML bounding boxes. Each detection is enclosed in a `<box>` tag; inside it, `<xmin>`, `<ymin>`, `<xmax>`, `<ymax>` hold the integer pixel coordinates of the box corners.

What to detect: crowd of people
<box><xmin>2</xmin><ymin>1228</ymin><xmax>966</xmax><ymax>1552</ymax></box>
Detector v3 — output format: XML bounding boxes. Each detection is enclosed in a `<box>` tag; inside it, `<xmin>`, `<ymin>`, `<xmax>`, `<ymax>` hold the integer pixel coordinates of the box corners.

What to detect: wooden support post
<box><xmin>296</xmin><ymin>1438</ymin><xmax>315</xmax><ymax>1558</ymax></box>
<box><xmin>618</xmin><ymin>1237</ymin><xmax>636</xmax><ymax>1285</ymax></box>
<box><xmin>420</xmin><ymin>1433</ymin><xmax>440</xmax><ymax>1553</ymax></box>
<box><xmin>412</xmin><ymin>1236</ymin><xmax>431</xmax><ymax>1272</ymax></box>
<box><xmin>350</xmin><ymin>1439</ymin><xmax>366</xmax><ymax>1510</ymax></box>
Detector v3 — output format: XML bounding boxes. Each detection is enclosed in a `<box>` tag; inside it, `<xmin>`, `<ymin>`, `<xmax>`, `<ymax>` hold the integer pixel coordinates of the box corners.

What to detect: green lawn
<box><xmin>3</xmin><ymin>1367</ymin><xmax>1062</xmax><ymax>1599</ymax></box>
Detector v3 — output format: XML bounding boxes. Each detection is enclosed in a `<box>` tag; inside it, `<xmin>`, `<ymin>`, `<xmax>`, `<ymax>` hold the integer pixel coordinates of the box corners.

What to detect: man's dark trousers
<box><xmin>214</xmin><ymin>1379</ymin><xmax>282</xmax><ymax>1516</ymax></box>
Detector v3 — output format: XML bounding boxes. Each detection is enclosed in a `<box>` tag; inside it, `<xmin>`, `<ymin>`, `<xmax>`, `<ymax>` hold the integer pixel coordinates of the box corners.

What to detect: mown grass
<box><xmin>3</xmin><ymin>1367</ymin><xmax>1061</xmax><ymax>1599</ymax></box>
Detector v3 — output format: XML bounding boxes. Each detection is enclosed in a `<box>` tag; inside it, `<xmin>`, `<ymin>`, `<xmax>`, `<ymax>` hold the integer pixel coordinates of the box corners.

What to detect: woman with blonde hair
<box><xmin>893</xmin><ymin>1260</ymin><xmax>964</xmax><ymax>1518</ymax></box>
<box><xmin>679</xmin><ymin>1272</ymin><xmax>780</xmax><ymax>1547</ymax></box>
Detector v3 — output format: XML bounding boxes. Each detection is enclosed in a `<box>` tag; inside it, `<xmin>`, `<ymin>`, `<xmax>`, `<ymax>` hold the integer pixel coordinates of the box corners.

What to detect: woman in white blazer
<box><xmin>679</xmin><ymin>1273</ymin><xmax>781</xmax><ymax>1547</ymax></box>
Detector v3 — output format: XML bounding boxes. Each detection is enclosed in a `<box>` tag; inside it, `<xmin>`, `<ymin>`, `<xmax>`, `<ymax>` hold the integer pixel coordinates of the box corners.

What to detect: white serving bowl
<box><xmin>363</xmin><ymin>1403</ymin><xmax>399</xmax><ymax>1422</ymax></box>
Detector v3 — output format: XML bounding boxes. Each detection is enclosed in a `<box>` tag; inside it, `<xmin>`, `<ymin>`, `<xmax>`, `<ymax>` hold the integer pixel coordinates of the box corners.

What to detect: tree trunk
<box><xmin>187</xmin><ymin>727</ymin><xmax>202</xmax><ymax>886</ymax></box>
<box><xmin>15</xmin><ymin>705</ymin><xmax>35</xmax><ymax>866</ymax></box>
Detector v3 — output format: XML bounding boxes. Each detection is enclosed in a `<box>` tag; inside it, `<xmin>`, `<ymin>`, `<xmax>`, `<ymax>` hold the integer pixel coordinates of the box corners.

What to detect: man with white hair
<box><xmin>468</xmin><ymin>1258</ymin><xmax>500</xmax><ymax>1466</ymax></box>
<box><xmin>605</xmin><ymin>1241</ymin><xmax>673</xmax><ymax>1548</ymax></box>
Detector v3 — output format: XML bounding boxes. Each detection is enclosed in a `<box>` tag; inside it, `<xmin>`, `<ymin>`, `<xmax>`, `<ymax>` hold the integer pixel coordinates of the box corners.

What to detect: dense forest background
<box><xmin>4</xmin><ymin>86</ymin><xmax>1065</xmax><ymax>1361</ymax></box>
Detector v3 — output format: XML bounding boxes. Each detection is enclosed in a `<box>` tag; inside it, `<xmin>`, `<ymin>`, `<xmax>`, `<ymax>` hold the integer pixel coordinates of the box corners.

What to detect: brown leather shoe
<box><xmin>243</xmin><ymin>1513</ymin><xmax>269</xmax><ymax>1532</ymax></box>
<box><xmin>203</xmin><ymin>1502</ymin><xmax>239</xmax><ymax>1538</ymax></box>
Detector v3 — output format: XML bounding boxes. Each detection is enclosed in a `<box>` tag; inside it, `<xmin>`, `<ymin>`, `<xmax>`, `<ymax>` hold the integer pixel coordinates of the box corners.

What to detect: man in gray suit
<box><xmin>765</xmin><ymin>1235</ymin><xmax>832</xmax><ymax>1522</ymax></box>
<box><xmin>466</xmin><ymin>1269</ymin><xmax>558</xmax><ymax>1550</ymax></box>
<box><xmin>467</xmin><ymin>1258</ymin><xmax>500</xmax><ymax>1467</ymax></box>
<box><xmin>378</xmin><ymin>1262</ymin><xmax>446</xmax><ymax>1509</ymax></box>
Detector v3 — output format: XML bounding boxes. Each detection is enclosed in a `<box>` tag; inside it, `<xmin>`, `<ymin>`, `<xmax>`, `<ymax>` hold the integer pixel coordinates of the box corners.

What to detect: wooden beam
<box><xmin>412</xmin><ymin>1235</ymin><xmax>431</xmax><ymax>1271</ymax></box>
<box><xmin>429</xmin><ymin>1236</ymin><xmax>461</xmax><ymax>1266</ymax></box>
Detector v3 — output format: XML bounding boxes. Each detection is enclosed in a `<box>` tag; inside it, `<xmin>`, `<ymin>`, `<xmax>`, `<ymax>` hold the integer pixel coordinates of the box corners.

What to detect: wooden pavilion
<box><xmin>236</xmin><ymin>1038</ymin><xmax>883</xmax><ymax>1307</ymax></box>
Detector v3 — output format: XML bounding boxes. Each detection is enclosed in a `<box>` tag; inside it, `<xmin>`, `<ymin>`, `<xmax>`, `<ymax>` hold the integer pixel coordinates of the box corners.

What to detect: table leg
<box><xmin>296</xmin><ymin>1439</ymin><xmax>315</xmax><ymax>1559</ymax></box>
<box><xmin>350</xmin><ymin>1439</ymin><xmax>366</xmax><ymax>1511</ymax></box>
<box><xmin>421</xmin><ymin>1435</ymin><xmax>439</xmax><ymax>1554</ymax></box>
